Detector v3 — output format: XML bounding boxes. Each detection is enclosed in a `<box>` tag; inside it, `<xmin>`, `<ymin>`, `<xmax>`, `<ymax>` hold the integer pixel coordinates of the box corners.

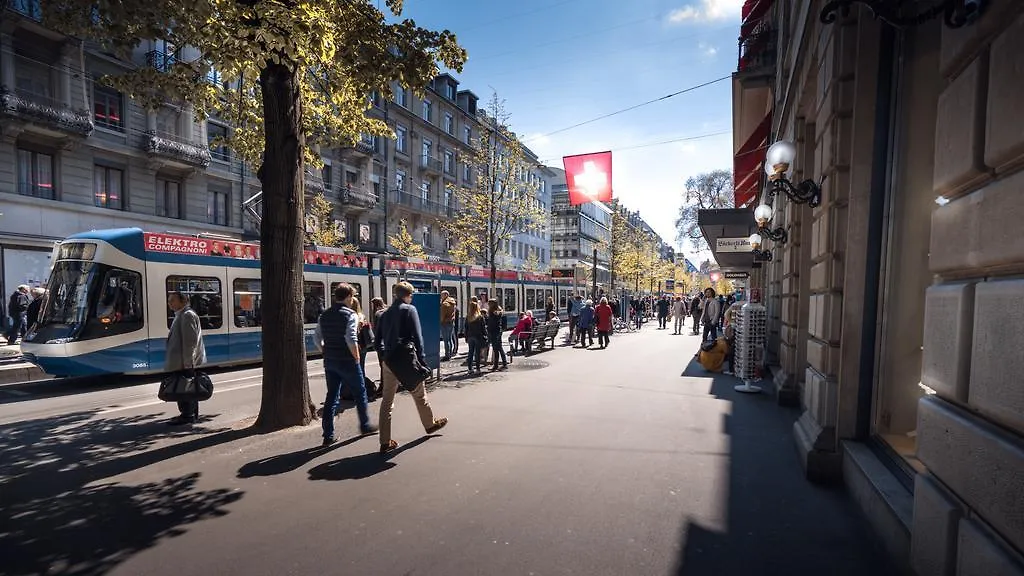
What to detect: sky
<box><xmin>385</xmin><ymin>0</ymin><xmax>743</xmax><ymax>265</ymax></box>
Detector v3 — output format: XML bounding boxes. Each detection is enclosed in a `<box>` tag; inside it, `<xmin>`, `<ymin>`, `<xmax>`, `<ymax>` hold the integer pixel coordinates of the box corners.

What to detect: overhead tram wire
<box><xmin>523</xmin><ymin>76</ymin><xmax>731</xmax><ymax>142</ymax></box>
<box><xmin>534</xmin><ymin>130</ymin><xmax>731</xmax><ymax>164</ymax></box>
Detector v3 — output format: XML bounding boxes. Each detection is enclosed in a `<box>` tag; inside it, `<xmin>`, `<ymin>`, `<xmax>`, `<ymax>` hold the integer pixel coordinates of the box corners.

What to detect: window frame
<box><xmin>93</xmin><ymin>164</ymin><xmax>125</xmax><ymax>210</ymax></box>
<box><xmin>395</xmin><ymin>124</ymin><xmax>408</xmax><ymax>154</ymax></box>
<box><xmin>207</xmin><ymin>121</ymin><xmax>230</xmax><ymax>162</ymax></box>
<box><xmin>17</xmin><ymin>147</ymin><xmax>55</xmax><ymax>199</ymax></box>
<box><xmin>93</xmin><ymin>84</ymin><xmax>124</xmax><ymax>131</ymax></box>
<box><xmin>208</xmin><ymin>185</ymin><xmax>230</xmax><ymax>226</ymax></box>
<box><xmin>232</xmin><ymin>277</ymin><xmax>262</xmax><ymax>327</ymax></box>
<box><xmin>165</xmin><ymin>275</ymin><xmax>223</xmax><ymax>330</ymax></box>
<box><xmin>422</xmin><ymin>98</ymin><xmax>432</xmax><ymax>122</ymax></box>
<box><xmin>156</xmin><ymin>178</ymin><xmax>183</xmax><ymax>219</ymax></box>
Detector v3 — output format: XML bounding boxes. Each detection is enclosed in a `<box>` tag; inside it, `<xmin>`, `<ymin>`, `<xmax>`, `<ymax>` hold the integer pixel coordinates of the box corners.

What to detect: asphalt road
<box><xmin>0</xmin><ymin>327</ymin><xmax>898</xmax><ymax>576</ymax></box>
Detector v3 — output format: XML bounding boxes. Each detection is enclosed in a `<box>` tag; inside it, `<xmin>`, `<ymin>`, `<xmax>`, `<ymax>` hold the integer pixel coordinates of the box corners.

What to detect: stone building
<box><xmin>549</xmin><ymin>167</ymin><xmax>612</xmax><ymax>295</ymax></box>
<box><xmin>711</xmin><ymin>0</ymin><xmax>1024</xmax><ymax>573</ymax></box>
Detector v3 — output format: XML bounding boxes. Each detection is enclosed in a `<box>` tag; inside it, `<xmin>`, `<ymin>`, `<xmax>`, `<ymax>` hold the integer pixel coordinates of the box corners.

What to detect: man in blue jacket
<box><xmin>317</xmin><ymin>283</ymin><xmax>377</xmax><ymax>446</ymax></box>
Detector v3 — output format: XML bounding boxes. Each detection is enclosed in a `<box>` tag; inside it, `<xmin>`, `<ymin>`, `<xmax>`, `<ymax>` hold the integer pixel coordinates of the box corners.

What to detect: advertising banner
<box><xmin>563</xmin><ymin>151</ymin><xmax>613</xmax><ymax>206</ymax></box>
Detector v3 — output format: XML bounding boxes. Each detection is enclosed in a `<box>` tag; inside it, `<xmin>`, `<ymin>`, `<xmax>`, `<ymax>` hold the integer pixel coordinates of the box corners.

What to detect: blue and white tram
<box><xmin>21</xmin><ymin>228</ymin><xmax>586</xmax><ymax>378</ymax></box>
<box><xmin>21</xmin><ymin>228</ymin><xmax>370</xmax><ymax>377</ymax></box>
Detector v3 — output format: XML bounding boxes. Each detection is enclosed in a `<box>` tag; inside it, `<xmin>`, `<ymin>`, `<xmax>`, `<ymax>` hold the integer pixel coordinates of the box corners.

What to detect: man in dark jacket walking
<box><xmin>6</xmin><ymin>285</ymin><xmax>30</xmax><ymax>344</ymax></box>
<box><xmin>374</xmin><ymin>281</ymin><xmax>447</xmax><ymax>454</ymax></box>
<box><xmin>317</xmin><ymin>283</ymin><xmax>378</xmax><ymax>446</ymax></box>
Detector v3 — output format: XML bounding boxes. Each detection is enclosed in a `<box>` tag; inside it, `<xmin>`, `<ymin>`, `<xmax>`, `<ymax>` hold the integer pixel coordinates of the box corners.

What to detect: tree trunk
<box><xmin>254</xmin><ymin>61</ymin><xmax>315</xmax><ymax>430</ymax></box>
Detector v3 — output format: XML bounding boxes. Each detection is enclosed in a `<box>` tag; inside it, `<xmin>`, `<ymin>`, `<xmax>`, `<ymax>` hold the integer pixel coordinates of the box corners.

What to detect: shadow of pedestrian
<box><xmin>0</xmin><ymin>472</ymin><xmax>243</xmax><ymax>576</ymax></box>
<box><xmin>237</xmin><ymin>435</ymin><xmax>366</xmax><ymax>478</ymax></box>
<box><xmin>306</xmin><ymin>435</ymin><xmax>439</xmax><ymax>481</ymax></box>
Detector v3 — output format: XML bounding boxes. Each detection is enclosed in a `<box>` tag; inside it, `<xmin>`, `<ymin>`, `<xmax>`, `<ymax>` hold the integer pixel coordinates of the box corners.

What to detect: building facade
<box><xmin>502</xmin><ymin>158</ymin><xmax>554</xmax><ymax>272</ymax></box>
<box><xmin>725</xmin><ymin>1</ymin><xmax>1024</xmax><ymax>573</ymax></box>
<box><xmin>549</xmin><ymin>167</ymin><xmax>612</xmax><ymax>294</ymax></box>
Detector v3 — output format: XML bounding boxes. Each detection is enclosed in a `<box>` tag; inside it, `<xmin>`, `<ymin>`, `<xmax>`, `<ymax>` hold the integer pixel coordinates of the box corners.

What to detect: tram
<box><xmin>20</xmin><ymin>228</ymin><xmax>580</xmax><ymax>378</ymax></box>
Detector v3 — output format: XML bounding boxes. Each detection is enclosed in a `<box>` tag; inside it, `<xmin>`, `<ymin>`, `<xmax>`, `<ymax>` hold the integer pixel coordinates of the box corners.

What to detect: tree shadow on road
<box><xmin>0</xmin><ymin>472</ymin><xmax>242</xmax><ymax>576</ymax></box>
<box><xmin>307</xmin><ymin>435</ymin><xmax>439</xmax><ymax>481</ymax></box>
<box><xmin>0</xmin><ymin>410</ymin><xmax>257</xmax><ymax>574</ymax></box>
<box><xmin>672</xmin><ymin>358</ymin><xmax>899</xmax><ymax>576</ymax></box>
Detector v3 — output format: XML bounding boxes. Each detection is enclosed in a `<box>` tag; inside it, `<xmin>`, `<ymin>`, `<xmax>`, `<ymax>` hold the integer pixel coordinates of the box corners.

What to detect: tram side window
<box><xmin>476</xmin><ymin>289</ymin><xmax>489</xmax><ymax>304</ymax></box>
<box><xmin>75</xmin><ymin>268</ymin><xmax>145</xmax><ymax>341</ymax></box>
<box><xmin>303</xmin><ymin>281</ymin><xmax>326</xmax><ymax>324</ymax></box>
<box><xmin>233</xmin><ymin>278</ymin><xmax>262</xmax><ymax>327</ymax></box>
<box><xmin>545</xmin><ymin>289</ymin><xmax>553</xmax><ymax>305</ymax></box>
<box><xmin>166</xmin><ymin>276</ymin><xmax>223</xmax><ymax>330</ymax></box>
<box><xmin>559</xmin><ymin>290</ymin><xmax>568</xmax><ymax>309</ymax></box>
<box><xmin>503</xmin><ymin>288</ymin><xmax>516</xmax><ymax>312</ymax></box>
<box><xmin>330</xmin><ymin>282</ymin><xmax>365</xmax><ymax>307</ymax></box>
<box><xmin>525</xmin><ymin>289</ymin><xmax>536</xmax><ymax>311</ymax></box>
<box><xmin>441</xmin><ymin>285</ymin><xmax>458</xmax><ymax>299</ymax></box>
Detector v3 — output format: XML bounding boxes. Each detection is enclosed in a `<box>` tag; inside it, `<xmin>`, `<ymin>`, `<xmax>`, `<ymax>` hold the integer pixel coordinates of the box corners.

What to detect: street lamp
<box><xmin>749</xmin><ymin>232</ymin><xmax>772</xmax><ymax>262</ymax></box>
<box><xmin>753</xmin><ymin>202</ymin><xmax>787</xmax><ymax>244</ymax></box>
<box><xmin>764</xmin><ymin>140</ymin><xmax>824</xmax><ymax>208</ymax></box>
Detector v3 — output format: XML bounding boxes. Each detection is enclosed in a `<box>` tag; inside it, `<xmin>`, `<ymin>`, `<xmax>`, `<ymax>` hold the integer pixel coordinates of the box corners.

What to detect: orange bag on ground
<box><xmin>698</xmin><ymin>338</ymin><xmax>729</xmax><ymax>373</ymax></box>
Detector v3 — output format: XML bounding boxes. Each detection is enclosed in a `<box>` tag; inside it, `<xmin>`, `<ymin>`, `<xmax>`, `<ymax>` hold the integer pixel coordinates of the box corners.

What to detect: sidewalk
<box><xmin>0</xmin><ymin>327</ymin><xmax>897</xmax><ymax>576</ymax></box>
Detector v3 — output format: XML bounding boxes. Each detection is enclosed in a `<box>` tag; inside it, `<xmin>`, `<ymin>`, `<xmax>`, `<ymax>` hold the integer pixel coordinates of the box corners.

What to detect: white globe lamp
<box><xmin>765</xmin><ymin>140</ymin><xmax>796</xmax><ymax>181</ymax></box>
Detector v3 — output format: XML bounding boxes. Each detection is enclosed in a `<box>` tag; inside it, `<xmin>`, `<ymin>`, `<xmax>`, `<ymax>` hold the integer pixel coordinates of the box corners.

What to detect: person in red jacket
<box><xmin>594</xmin><ymin>297</ymin><xmax>614</xmax><ymax>349</ymax></box>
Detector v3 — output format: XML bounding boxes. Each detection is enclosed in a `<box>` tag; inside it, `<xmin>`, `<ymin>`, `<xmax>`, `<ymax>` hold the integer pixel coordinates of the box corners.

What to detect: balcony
<box><xmin>143</xmin><ymin>131</ymin><xmax>212</xmax><ymax>169</ymax></box>
<box><xmin>0</xmin><ymin>87</ymin><xmax>93</xmax><ymax>139</ymax></box>
<box><xmin>420</xmin><ymin>155</ymin><xmax>443</xmax><ymax>174</ymax></box>
<box><xmin>339</xmin><ymin>185</ymin><xmax>378</xmax><ymax>212</ymax></box>
<box><xmin>145</xmin><ymin>50</ymin><xmax>177</xmax><ymax>73</ymax></box>
<box><xmin>7</xmin><ymin>0</ymin><xmax>41</xmax><ymax>20</ymax></box>
<box><xmin>736</xmin><ymin>20</ymin><xmax>776</xmax><ymax>88</ymax></box>
<box><xmin>391</xmin><ymin>189</ymin><xmax>455</xmax><ymax>217</ymax></box>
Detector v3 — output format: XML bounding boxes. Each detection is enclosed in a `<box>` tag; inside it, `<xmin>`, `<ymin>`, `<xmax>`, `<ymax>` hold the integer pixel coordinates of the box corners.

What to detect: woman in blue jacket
<box><xmin>577</xmin><ymin>299</ymin><xmax>595</xmax><ymax>348</ymax></box>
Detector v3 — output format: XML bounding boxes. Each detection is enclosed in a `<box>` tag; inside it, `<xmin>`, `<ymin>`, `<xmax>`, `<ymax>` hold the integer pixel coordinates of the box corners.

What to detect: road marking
<box><xmin>0</xmin><ymin>388</ymin><xmax>29</xmax><ymax>396</ymax></box>
<box><xmin>97</xmin><ymin>370</ymin><xmax>328</xmax><ymax>414</ymax></box>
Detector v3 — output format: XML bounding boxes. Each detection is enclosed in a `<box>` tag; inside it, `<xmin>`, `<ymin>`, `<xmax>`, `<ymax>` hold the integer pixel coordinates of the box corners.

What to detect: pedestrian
<box><xmin>544</xmin><ymin>296</ymin><xmax>555</xmax><ymax>320</ymax></box>
<box><xmin>567</xmin><ymin>294</ymin><xmax>583</xmax><ymax>344</ymax></box>
<box><xmin>165</xmin><ymin>291</ymin><xmax>207</xmax><ymax>426</ymax></box>
<box><xmin>374</xmin><ymin>281</ymin><xmax>448</xmax><ymax>454</ymax></box>
<box><xmin>577</xmin><ymin>299</ymin><xmax>595</xmax><ymax>348</ymax></box>
<box><xmin>595</xmin><ymin>297</ymin><xmax>613</xmax><ymax>349</ymax></box>
<box><xmin>701</xmin><ymin>287</ymin><xmax>721</xmax><ymax>342</ymax></box>
<box><xmin>26</xmin><ymin>287</ymin><xmax>46</xmax><ymax>332</ymax></box>
<box><xmin>440</xmin><ymin>290</ymin><xmax>456</xmax><ymax>361</ymax></box>
<box><xmin>352</xmin><ymin>297</ymin><xmax>380</xmax><ymax>400</ymax></box>
<box><xmin>316</xmin><ymin>283</ymin><xmax>378</xmax><ymax>445</ymax></box>
<box><xmin>690</xmin><ymin>294</ymin><xmax>702</xmax><ymax>335</ymax></box>
<box><xmin>6</xmin><ymin>285</ymin><xmax>30</xmax><ymax>344</ymax></box>
<box><xmin>464</xmin><ymin>300</ymin><xmax>487</xmax><ymax>374</ymax></box>
<box><xmin>657</xmin><ymin>296</ymin><xmax>670</xmax><ymax>329</ymax></box>
<box><xmin>485</xmin><ymin>298</ymin><xmax>508</xmax><ymax>370</ymax></box>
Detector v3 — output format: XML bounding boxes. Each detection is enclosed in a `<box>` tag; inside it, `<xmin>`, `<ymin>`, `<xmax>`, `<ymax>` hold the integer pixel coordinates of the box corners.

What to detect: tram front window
<box><xmin>29</xmin><ymin>261</ymin><xmax>144</xmax><ymax>343</ymax></box>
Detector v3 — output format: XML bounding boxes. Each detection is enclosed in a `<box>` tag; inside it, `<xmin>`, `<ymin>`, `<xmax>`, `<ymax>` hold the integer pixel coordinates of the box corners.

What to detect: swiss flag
<box><xmin>563</xmin><ymin>151</ymin><xmax>612</xmax><ymax>206</ymax></box>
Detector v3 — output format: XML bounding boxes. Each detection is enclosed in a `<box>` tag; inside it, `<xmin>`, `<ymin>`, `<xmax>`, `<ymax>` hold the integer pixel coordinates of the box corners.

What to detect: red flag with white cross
<box><xmin>563</xmin><ymin>151</ymin><xmax>613</xmax><ymax>206</ymax></box>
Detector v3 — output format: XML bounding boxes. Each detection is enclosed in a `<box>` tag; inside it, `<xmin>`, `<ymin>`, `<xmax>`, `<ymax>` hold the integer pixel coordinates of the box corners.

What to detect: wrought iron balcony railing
<box><xmin>420</xmin><ymin>155</ymin><xmax>443</xmax><ymax>173</ymax></box>
<box><xmin>340</xmin><ymin>185</ymin><xmax>379</xmax><ymax>210</ymax></box>
<box><xmin>0</xmin><ymin>88</ymin><xmax>94</xmax><ymax>137</ymax></box>
<box><xmin>391</xmin><ymin>189</ymin><xmax>455</xmax><ymax>217</ymax></box>
<box><xmin>143</xmin><ymin>131</ymin><xmax>212</xmax><ymax>168</ymax></box>
<box><xmin>737</xmin><ymin>21</ymin><xmax>777</xmax><ymax>74</ymax></box>
<box><xmin>145</xmin><ymin>50</ymin><xmax>178</xmax><ymax>73</ymax></box>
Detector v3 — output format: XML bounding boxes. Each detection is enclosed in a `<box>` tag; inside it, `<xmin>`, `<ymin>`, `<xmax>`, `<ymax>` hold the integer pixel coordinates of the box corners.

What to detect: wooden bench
<box><xmin>509</xmin><ymin>321</ymin><xmax>561</xmax><ymax>359</ymax></box>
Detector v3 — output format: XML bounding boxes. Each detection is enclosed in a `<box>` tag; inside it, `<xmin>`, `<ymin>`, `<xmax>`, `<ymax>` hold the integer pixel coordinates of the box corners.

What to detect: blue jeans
<box><xmin>322</xmin><ymin>357</ymin><xmax>370</xmax><ymax>438</ymax></box>
<box><xmin>441</xmin><ymin>323</ymin><xmax>455</xmax><ymax>358</ymax></box>
<box><xmin>467</xmin><ymin>339</ymin><xmax>481</xmax><ymax>371</ymax></box>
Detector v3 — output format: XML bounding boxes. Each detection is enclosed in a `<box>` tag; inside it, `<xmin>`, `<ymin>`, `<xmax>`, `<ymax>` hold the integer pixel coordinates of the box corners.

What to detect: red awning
<box><xmin>741</xmin><ymin>0</ymin><xmax>774</xmax><ymax>38</ymax></box>
<box><xmin>733</xmin><ymin>113</ymin><xmax>771</xmax><ymax>208</ymax></box>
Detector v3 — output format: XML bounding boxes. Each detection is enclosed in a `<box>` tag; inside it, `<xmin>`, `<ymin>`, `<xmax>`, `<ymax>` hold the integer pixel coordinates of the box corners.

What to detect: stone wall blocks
<box><xmin>912</xmin><ymin>472</ymin><xmax>965</xmax><ymax>576</ymax></box>
<box><xmin>985</xmin><ymin>12</ymin><xmax>1024</xmax><ymax>175</ymax></box>
<box><xmin>934</xmin><ymin>57</ymin><xmax>992</xmax><ymax>196</ymax></box>
<box><xmin>957</xmin><ymin>517</ymin><xmax>1024</xmax><ymax>576</ymax></box>
<box><xmin>922</xmin><ymin>282</ymin><xmax>976</xmax><ymax>403</ymax></box>
<box><xmin>941</xmin><ymin>1</ymin><xmax>1024</xmax><ymax>81</ymax></box>
<box><xmin>969</xmin><ymin>280</ymin><xmax>1024</xmax><ymax>434</ymax></box>
<box><xmin>917</xmin><ymin>396</ymin><xmax>1024</xmax><ymax>555</ymax></box>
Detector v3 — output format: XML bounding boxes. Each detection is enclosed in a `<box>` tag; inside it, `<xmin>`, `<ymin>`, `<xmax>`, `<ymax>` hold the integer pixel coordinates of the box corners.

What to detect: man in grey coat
<box><xmin>166</xmin><ymin>291</ymin><xmax>207</xmax><ymax>425</ymax></box>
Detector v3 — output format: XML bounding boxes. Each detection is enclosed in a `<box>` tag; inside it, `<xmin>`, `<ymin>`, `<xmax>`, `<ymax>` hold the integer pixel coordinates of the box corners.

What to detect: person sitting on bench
<box><xmin>510</xmin><ymin>310</ymin><xmax>535</xmax><ymax>355</ymax></box>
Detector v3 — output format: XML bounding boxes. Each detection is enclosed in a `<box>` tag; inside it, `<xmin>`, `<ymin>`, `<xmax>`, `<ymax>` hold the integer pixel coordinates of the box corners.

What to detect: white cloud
<box><xmin>667</xmin><ymin>0</ymin><xmax>744</xmax><ymax>24</ymax></box>
<box><xmin>698</xmin><ymin>42</ymin><xmax>718</xmax><ymax>57</ymax></box>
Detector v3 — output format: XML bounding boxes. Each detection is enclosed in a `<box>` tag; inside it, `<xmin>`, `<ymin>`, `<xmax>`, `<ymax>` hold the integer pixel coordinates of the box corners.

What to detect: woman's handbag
<box><xmin>386</xmin><ymin>341</ymin><xmax>431</xmax><ymax>392</ymax></box>
<box><xmin>158</xmin><ymin>371</ymin><xmax>214</xmax><ymax>402</ymax></box>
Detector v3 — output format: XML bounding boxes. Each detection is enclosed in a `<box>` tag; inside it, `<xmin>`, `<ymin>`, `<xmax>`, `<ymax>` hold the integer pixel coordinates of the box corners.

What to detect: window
<box><xmin>396</xmin><ymin>125</ymin><xmax>407</xmax><ymax>153</ymax></box>
<box><xmin>545</xmin><ymin>289</ymin><xmax>553</xmax><ymax>303</ymax></box>
<box><xmin>157</xmin><ymin>106</ymin><xmax>180</xmax><ymax>138</ymax></box>
<box><xmin>395</xmin><ymin>85</ymin><xmax>408</xmax><ymax>108</ymax></box>
<box><xmin>422</xmin><ymin>98</ymin><xmax>432</xmax><ymax>122</ymax></box>
<box><xmin>422</xmin><ymin>225</ymin><xmax>432</xmax><ymax>248</ymax></box>
<box><xmin>17</xmin><ymin>148</ymin><xmax>54</xmax><ymax>199</ymax></box>
<box><xmin>321</xmin><ymin>164</ymin><xmax>333</xmax><ymax>190</ymax></box>
<box><xmin>368</xmin><ymin>222</ymin><xmax>379</xmax><ymax>247</ymax></box>
<box><xmin>421</xmin><ymin>180</ymin><xmax>431</xmax><ymax>200</ymax></box>
<box><xmin>444</xmin><ymin>113</ymin><xmax>454</xmax><ymax>135</ymax></box>
<box><xmin>208</xmin><ymin>185</ymin><xmax>230</xmax><ymax>226</ymax></box>
<box><xmin>463</xmin><ymin>163</ymin><xmax>472</xmax><ymax>182</ymax></box>
<box><xmin>233</xmin><ymin>278</ymin><xmax>262</xmax><ymax>327</ymax></box>
<box><xmin>207</xmin><ymin>122</ymin><xmax>229</xmax><ymax>162</ymax></box>
<box><xmin>421</xmin><ymin>139</ymin><xmax>432</xmax><ymax>167</ymax></box>
<box><xmin>445</xmin><ymin>83</ymin><xmax>455</xmax><ymax>100</ymax></box>
<box><xmin>443</xmin><ymin>150</ymin><xmax>454</xmax><ymax>174</ymax></box>
<box><xmin>35</xmin><ymin>262</ymin><xmax>144</xmax><ymax>342</ymax></box>
<box><xmin>302</xmin><ymin>281</ymin><xmax>326</xmax><ymax>324</ymax></box>
<box><xmin>165</xmin><ymin>276</ymin><xmax>223</xmax><ymax>330</ymax></box>
<box><xmin>346</xmin><ymin>170</ymin><xmax>358</xmax><ymax>186</ymax></box>
<box><xmin>526</xmin><ymin>290</ymin><xmax>536</xmax><ymax>310</ymax></box>
<box><xmin>504</xmin><ymin>288</ymin><xmax>516</xmax><ymax>312</ymax></box>
<box><xmin>396</xmin><ymin>170</ymin><xmax>406</xmax><ymax>192</ymax></box>
<box><xmin>93</xmin><ymin>85</ymin><xmax>124</xmax><ymax>131</ymax></box>
<box><xmin>156</xmin><ymin>178</ymin><xmax>183</xmax><ymax>219</ymax></box>
<box><xmin>330</xmin><ymin>282</ymin><xmax>366</xmax><ymax>309</ymax></box>
<box><xmin>93</xmin><ymin>165</ymin><xmax>124</xmax><ymax>210</ymax></box>
<box><xmin>346</xmin><ymin>217</ymin><xmax>358</xmax><ymax>243</ymax></box>
<box><xmin>464</xmin><ymin>126</ymin><xmax>472</xmax><ymax>145</ymax></box>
